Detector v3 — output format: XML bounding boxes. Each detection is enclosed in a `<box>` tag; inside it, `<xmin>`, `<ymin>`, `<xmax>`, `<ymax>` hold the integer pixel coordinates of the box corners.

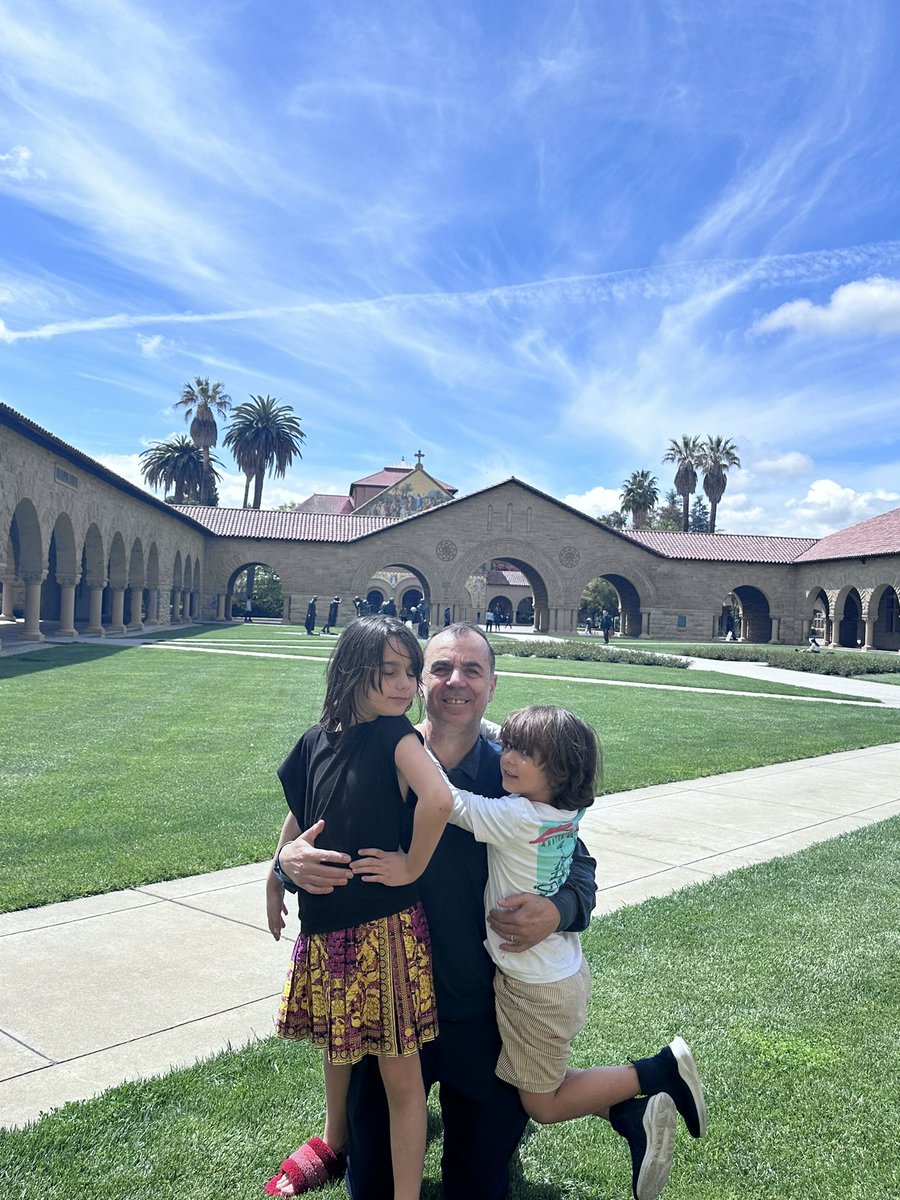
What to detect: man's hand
<box><xmin>279</xmin><ymin>819</ymin><xmax>353</xmax><ymax>894</ymax></box>
<box><xmin>488</xmin><ymin>893</ymin><xmax>560</xmax><ymax>952</ymax></box>
<box><xmin>266</xmin><ymin>870</ymin><xmax>288</xmax><ymax>940</ymax></box>
<box><xmin>350</xmin><ymin>847</ymin><xmax>416</xmax><ymax>887</ymax></box>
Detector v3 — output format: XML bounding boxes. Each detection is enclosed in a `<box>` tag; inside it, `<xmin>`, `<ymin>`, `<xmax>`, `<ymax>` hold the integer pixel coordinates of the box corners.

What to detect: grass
<box><xmin>3</xmin><ymin>816</ymin><xmax>898</xmax><ymax>1199</ymax></box>
<box><xmin>3</xmin><ymin>627</ymin><xmax>899</xmax><ymax>912</ymax></box>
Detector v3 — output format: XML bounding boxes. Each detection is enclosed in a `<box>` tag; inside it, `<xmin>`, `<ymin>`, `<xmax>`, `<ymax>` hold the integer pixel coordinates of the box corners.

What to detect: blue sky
<box><xmin>2</xmin><ymin>1</ymin><xmax>900</xmax><ymax>536</ymax></box>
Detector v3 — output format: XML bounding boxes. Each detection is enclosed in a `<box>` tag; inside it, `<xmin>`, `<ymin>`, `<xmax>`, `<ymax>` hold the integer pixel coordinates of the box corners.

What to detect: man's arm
<box><xmin>276</xmin><ymin>821</ymin><xmax>354</xmax><ymax>894</ymax></box>
<box><xmin>487</xmin><ymin>838</ymin><xmax>597</xmax><ymax>951</ymax></box>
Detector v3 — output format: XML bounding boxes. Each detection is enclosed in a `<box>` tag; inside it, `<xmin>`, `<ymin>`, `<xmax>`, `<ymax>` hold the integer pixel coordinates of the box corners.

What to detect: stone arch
<box><xmin>349</xmin><ymin>551</ymin><xmax>437</xmax><ymax>616</ymax></box>
<box><xmin>573</xmin><ymin>559</ymin><xmax>658</xmax><ymax>638</ymax></box>
<box><xmin>834</xmin><ymin>585</ymin><xmax>863</xmax><ymax>648</ymax></box>
<box><xmin>448</xmin><ymin>539</ymin><xmax>567</xmax><ymax>633</ymax></box>
<box><xmin>146</xmin><ymin>543</ymin><xmax>160</xmax><ymax>590</ymax></box>
<box><xmin>804</xmin><ymin>586</ymin><xmax>831</xmax><ymax>643</ymax></box>
<box><xmin>866</xmin><ymin>582</ymin><xmax>899</xmax><ymax>651</ymax></box>
<box><xmin>224</xmin><ymin>557</ymin><xmax>282</xmax><ymax>620</ymax></box>
<box><xmin>10</xmin><ymin>498</ymin><xmax>43</xmax><ymax>577</ymax></box>
<box><xmin>108</xmin><ymin>532</ymin><xmax>127</xmax><ymax>589</ymax></box>
<box><xmin>42</xmin><ymin>512</ymin><xmax>79</xmax><ymax>624</ymax></box>
<box><xmin>728</xmin><ymin>583</ymin><xmax>773</xmax><ymax>643</ymax></box>
<box><xmin>82</xmin><ymin>524</ymin><xmax>106</xmax><ymax>585</ymax></box>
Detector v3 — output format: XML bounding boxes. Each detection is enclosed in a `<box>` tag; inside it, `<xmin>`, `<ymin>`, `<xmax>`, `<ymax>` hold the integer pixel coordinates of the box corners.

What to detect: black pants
<box><xmin>345</xmin><ymin>1015</ymin><xmax>527</xmax><ymax>1200</ymax></box>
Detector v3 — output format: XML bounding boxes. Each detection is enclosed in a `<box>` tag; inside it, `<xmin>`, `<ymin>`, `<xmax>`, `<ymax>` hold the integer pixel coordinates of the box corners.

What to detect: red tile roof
<box><xmin>292</xmin><ymin>494</ymin><xmax>355</xmax><ymax>515</ymax></box>
<box><xmin>794</xmin><ymin>506</ymin><xmax>900</xmax><ymax>563</ymax></box>
<box><xmin>171</xmin><ymin>506</ymin><xmax>393</xmax><ymax>541</ymax></box>
<box><xmin>351</xmin><ymin>467</ymin><xmax>456</xmax><ymax>493</ymax></box>
<box><xmin>487</xmin><ymin>569</ymin><xmax>530</xmax><ymax>586</ymax></box>
<box><xmin>617</xmin><ymin>530</ymin><xmax>819</xmax><ymax>563</ymax></box>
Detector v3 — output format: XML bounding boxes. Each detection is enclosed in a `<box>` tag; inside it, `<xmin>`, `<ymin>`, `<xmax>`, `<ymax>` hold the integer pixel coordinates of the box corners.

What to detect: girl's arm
<box><xmin>266</xmin><ymin>810</ymin><xmax>301</xmax><ymax>940</ymax></box>
<box><xmin>351</xmin><ymin>733</ymin><xmax>453</xmax><ymax>887</ymax></box>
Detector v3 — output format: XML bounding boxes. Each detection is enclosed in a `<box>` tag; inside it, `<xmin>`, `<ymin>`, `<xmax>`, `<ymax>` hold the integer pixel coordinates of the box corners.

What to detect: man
<box><xmin>322</xmin><ymin>596</ymin><xmax>341</xmax><ymax>635</ymax></box>
<box><xmin>305</xmin><ymin>596</ymin><xmax>317</xmax><ymax>636</ymax></box>
<box><xmin>600</xmin><ymin>609</ymin><xmax>613</xmax><ymax>644</ymax></box>
<box><xmin>275</xmin><ymin>624</ymin><xmax>597</xmax><ymax>1199</ymax></box>
<box><xmin>243</xmin><ymin>595</ymin><xmax>253</xmax><ymax>623</ymax></box>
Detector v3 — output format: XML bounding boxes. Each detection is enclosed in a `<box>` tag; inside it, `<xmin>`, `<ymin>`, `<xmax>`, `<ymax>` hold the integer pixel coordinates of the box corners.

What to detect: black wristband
<box><xmin>273</xmin><ymin>844</ymin><xmax>300</xmax><ymax>894</ymax></box>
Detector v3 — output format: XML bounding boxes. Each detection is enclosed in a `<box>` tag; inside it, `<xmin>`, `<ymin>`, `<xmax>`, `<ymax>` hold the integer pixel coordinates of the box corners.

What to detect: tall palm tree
<box><xmin>223</xmin><ymin>395</ymin><xmax>306</xmax><ymax>509</ymax></box>
<box><xmin>662</xmin><ymin>434</ymin><xmax>702</xmax><ymax>532</ymax></box>
<box><xmin>139</xmin><ymin>435</ymin><xmax>207</xmax><ymax>504</ymax></box>
<box><xmin>697</xmin><ymin>436</ymin><xmax>741</xmax><ymax>533</ymax></box>
<box><xmin>174</xmin><ymin>377</ymin><xmax>231</xmax><ymax>505</ymax></box>
<box><xmin>620</xmin><ymin>469</ymin><xmax>660</xmax><ymax>529</ymax></box>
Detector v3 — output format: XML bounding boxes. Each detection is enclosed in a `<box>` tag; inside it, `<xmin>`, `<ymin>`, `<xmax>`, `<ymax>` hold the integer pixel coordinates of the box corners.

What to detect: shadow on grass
<box><xmin>0</xmin><ymin>624</ymin><xmax>222</xmax><ymax>679</ymax></box>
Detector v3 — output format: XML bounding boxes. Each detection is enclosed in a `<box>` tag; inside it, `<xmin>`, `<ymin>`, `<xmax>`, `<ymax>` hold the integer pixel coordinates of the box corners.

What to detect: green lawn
<box><xmin>2</xmin><ymin>816</ymin><xmax>898</xmax><ymax>1199</ymax></box>
<box><xmin>3</xmin><ymin>627</ymin><xmax>899</xmax><ymax>912</ymax></box>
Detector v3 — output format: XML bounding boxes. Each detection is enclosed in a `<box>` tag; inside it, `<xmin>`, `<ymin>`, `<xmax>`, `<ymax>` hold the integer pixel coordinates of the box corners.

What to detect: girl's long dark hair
<box><xmin>321</xmin><ymin>615</ymin><xmax>424</xmax><ymax>732</ymax></box>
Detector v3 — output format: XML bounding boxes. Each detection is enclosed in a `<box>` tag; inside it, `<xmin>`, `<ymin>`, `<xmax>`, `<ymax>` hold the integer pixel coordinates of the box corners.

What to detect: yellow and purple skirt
<box><xmin>275</xmin><ymin>902</ymin><xmax>438</xmax><ymax>1065</ymax></box>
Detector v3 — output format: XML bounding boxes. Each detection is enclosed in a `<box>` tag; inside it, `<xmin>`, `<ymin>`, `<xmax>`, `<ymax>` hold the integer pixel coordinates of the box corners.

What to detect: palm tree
<box><xmin>662</xmin><ymin>434</ymin><xmax>702</xmax><ymax>532</ymax></box>
<box><xmin>223</xmin><ymin>395</ymin><xmax>306</xmax><ymax>509</ymax></box>
<box><xmin>139</xmin><ymin>435</ymin><xmax>207</xmax><ymax>504</ymax></box>
<box><xmin>174</xmin><ymin>377</ymin><xmax>231</xmax><ymax>505</ymax></box>
<box><xmin>620</xmin><ymin>469</ymin><xmax>660</xmax><ymax>530</ymax></box>
<box><xmin>697</xmin><ymin>436</ymin><xmax>741</xmax><ymax>533</ymax></box>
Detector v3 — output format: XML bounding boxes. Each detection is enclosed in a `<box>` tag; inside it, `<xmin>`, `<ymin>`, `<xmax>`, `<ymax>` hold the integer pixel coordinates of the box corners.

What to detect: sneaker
<box><xmin>610</xmin><ymin>1093</ymin><xmax>677</xmax><ymax>1200</ymax></box>
<box><xmin>657</xmin><ymin>1037</ymin><xmax>707</xmax><ymax>1138</ymax></box>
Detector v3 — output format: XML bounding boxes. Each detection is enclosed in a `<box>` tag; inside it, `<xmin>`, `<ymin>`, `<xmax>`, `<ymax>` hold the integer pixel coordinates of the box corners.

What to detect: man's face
<box><xmin>423</xmin><ymin>630</ymin><xmax>497</xmax><ymax>734</ymax></box>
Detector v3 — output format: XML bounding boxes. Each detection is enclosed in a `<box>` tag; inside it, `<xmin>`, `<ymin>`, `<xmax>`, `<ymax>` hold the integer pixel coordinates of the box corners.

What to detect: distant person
<box><xmin>443</xmin><ymin>607</ymin><xmax>452</xmax><ymax>627</ymax></box>
<box><xmin>305</xmin><ymin>596</ymin><xmax>317</xmax><ymax>636</ymax></box>
<box><xmin>381</xmin><ymin>597</ymin><xmax>397</xmax><ymax>618</ymax></box>
<box><xmin>417</xmin><ymin>601</ymin><xmax>429</xmax><ymax>639</ymax></box>
<box><xmin>485</xmin><ymin>609</ymin><xmax>495</xmax><ymax>632</ymax></box>
<box><xmin>504</xmin><ymin>610</ymin><xmax>513</xmax><ymax>629</ymax></box>
<box><xmin>807</xmin><ymin>632</ymin><xmax>821</xmax><ymax>653</ymax></box>
<box><xmin>353</xmin><ymin>596</ymin><xmax>363</xmax><ymax>617</ymax></box>
<box><xmin>584</xmin><ymin>615</ymin><xmax>593</xmax><ymax>636</ymax></box>
<box><xmin>600</xmin><ymin>610</ymin><xmax>613</xmax><ymax>644</ymax></box>
<box><xmin>244</xmin><ymin>596</ymin><xmax>253</xmax><ymax>623</ymax></box>
<box><xmin>322</xmin><ymin>596</ymin><xmax>341</xmax><ymax>635</ymax></box>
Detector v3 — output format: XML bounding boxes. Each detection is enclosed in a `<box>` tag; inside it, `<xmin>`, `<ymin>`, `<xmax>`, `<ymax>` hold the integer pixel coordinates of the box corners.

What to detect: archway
<box><xmin>731</xmin><ymin>585</ymin><xmax>773</xmax><ymax>644</ymax></box>
<box><xmin>227</xmin><ymin>561</ymin><xmax>284</xmax><ymax>619</ymax></box>
<box><xmin>837</xmin><ymin>589</ymin><xmax>862</xmax><ymax>647</ymax></box>
<box><xmin>871</xmin><ymin>585</ymin><xmax>900</xmax><ymax>651</ymax></box>
<box><xmin>579</xmin><ymin>576</ymin><xmax>622</xmax><ymax>634</ymax></box>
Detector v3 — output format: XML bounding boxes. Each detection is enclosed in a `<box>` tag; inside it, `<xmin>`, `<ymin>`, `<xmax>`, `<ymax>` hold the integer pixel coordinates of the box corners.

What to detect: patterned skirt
<box><xmin>275</xmin><ymin>902</ymin><xmax>438</xmax><ymax>1065</ymax></box>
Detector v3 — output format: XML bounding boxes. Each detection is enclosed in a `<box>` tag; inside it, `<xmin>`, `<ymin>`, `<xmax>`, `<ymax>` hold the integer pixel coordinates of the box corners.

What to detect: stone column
<box><xmin>863</xmin><ymin>616</ymin><xmax>876</xmax><ymax>651</ymax></box>
<box><xmin>156</xmin><ymin>587</ymin><xmax>172</xmax><ymax>627</ymax></box>
<box><xmin>127</xmin><ymin>587</ymin><xmax>144</xmax><ymax>633</ymax></box>
<box><xmin>107</xmin><ymin>586</ymin><xmax>127</xmax><ymax>635</ymax></box>
<box><xmin>216</xmin><ymin>592</ymin><xmax>227</xmax><ymax>621</ymax></box>
<box><xmin>85</xmin><ymin>584</ymin><xmax>106</xmax><ymax>636</ymax></box>
<box><xmin>20</xmin><ymin>572</ymin><xmax>46</xmax><ymax>642</ymax></box>
<box><xmin>145</xmin><ymin>588</ymin><xmax>159</xmax><ymax>626</ymax></box>
<box><xmin>1</xmin><ymin>574</ymin><xmax>16</xmax><ymax>622</ymax></box>
<box><xmin>57</xmin><ymin>576</ymin><xmax>78</xmax><ymax>638</ymax></box>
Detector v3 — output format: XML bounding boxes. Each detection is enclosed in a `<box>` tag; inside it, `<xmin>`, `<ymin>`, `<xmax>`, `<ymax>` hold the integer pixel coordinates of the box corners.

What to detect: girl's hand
<box><xmin>266</xmin><ymin>870</ymin><xmax>288</xmax><ymax>940</ymax></box>
<box><xmin>350</xmin><ymin>847</ymin><xmax>416</xmax><ymax>886</ymax></box>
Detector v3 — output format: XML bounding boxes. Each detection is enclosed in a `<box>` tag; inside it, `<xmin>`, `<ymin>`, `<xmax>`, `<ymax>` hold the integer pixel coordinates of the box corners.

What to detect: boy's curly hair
<box><xmin>500</xmin><ymin>705</ymin><xmax>601</xmax><ymax>811</ymax></box>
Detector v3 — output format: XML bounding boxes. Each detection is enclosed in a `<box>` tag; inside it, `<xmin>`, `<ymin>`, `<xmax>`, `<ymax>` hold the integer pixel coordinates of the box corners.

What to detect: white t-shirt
<box><xmin>449</xmin><ymin>788</ymin><xmax>585</xmax><ymax>986</ymax></box>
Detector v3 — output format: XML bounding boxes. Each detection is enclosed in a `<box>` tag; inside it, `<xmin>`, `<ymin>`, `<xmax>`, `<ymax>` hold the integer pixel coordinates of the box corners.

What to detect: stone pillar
<box><xmin>770</xmin><ymin>615</ymin><xmax>782</xmax><ymax>644</ymax></box>
<box><xmin>145</xmin><ymin>588</ymin><xmax>159</xmax><ymax>626</ymax></box>
<box><xmin>127</xmin><ymin>587</ymin><xmax>144</xmax><ymax>633</ymax></box>
<box><xmin>535</xmin><ymin>605</ymin><xmax>550</xmax><ymax>634</ymax></box>
<box><xmin>85</xmin><ymin>584</ymin><xmax>106</xmax><ymax>636</ymax></box>
<box><xmin>156</xmin><ymin>588</ymin><xmax>172</xmax><ymax>627</ymax></box>
<box><xmin>863</xmin><ymin>617</ymin><xmax>876</xmax><ymax>651</ymax></box>
<box><xmin>107</xmin><ymin>586</ymin><xmax>127</xmax><ymax>635</ymax></box>
<box><xmin>20</xmin><ymin>572</ymin><xmax>46</xmax><ymax>642</ymax></box>
<box><xmin>216</xmin><ymin>592</ymin><xmax>227</xmax><ymax>621</ymax></box>
<box><xmin>1</xmin><ymin>574</ymin><xmax>15</xmax><ymax>622</ymax></box>
<box><xmin>57</xmin><ymin>576</ymin><xmax>78</xmax><ymax>638</ymax></box>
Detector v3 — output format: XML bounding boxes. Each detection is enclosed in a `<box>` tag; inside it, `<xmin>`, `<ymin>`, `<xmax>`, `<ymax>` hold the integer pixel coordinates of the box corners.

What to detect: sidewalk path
<box><xmin>3</xmin><ymin>739</ymin><xmax>899</xmax><ymax>1129</ymax></box>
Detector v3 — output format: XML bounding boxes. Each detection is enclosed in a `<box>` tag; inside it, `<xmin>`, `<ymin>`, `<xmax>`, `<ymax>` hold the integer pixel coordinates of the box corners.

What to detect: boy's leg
<box><xmin>631</xmin><ymin>1037</ymin><xmax>707</xmax><ymax>1138</ymax></box>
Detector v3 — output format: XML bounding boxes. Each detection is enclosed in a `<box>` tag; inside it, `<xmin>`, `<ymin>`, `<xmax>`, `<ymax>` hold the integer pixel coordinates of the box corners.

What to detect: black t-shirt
<box><xmin>277</xmin><ymin>715</ymin><xmax>420</xmax><ymax>934</ymax></box>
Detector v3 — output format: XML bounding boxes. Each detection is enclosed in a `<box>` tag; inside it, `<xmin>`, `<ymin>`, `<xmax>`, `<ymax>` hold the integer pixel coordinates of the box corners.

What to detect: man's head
<box><xmin>422</xmin><ymin>622</ymin><xmax>497</xmax><ymax>741</ymax></box>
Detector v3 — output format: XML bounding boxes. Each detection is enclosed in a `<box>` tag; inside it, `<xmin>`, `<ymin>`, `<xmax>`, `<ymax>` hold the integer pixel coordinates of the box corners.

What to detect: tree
<box><xmin>697</xmin><ymin>436</ymin><xmax>741</xmax><ymax>533</ymax></box>
<box><xmin>690</xmin><ymin>496</ymin><xmax>710</xmax><ymax>532</ymax></box>
<box><xmin>139</xmin><ymin>435</ymin><xmax>209</xmax><ymax>504</ymax></box>
<box><xmin>597</xmin><ymin>510</ymin><xmax>626</xmax><ymax>529</ymax></box>
<box><xmin>223</xmin><ymin>395</ymin><xmax>306</xmax><ymax>509</ymax></box>
<box><xmin>174</xmin><ymin>377</ymin><xmax>231</xmax><ymax>505</ymax></box>
<box><xmin>650</xmin><ymin>488</ymin><xmax>681</xmax><ymax>531</ymax></box>
<box><xmin>620</xmin><ymin>469</ymin><xmax>660</xmax><ymax>529</ymax></box>
<box><xmin>580</xmin><ymin>577</ymin><xmax>619</xmax><ymax>619</ymax></box>
<box><xmin>662</xmin><ymin>434</ymin><xmax>701</xmax><ymax>532</ymax></box>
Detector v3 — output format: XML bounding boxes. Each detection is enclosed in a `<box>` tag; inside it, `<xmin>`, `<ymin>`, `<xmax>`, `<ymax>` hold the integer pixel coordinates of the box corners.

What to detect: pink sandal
<box><xmin>264</xmin><ymin>1137</ymin><xmax>347</xmax><ymax>1195</ymax></box>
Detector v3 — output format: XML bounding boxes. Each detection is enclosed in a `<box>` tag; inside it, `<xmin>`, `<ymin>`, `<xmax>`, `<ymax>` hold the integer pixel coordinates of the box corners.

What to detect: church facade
<box><xmin>3</xmin><ymin>401</ymin><xmax>900</xmax><ymax>651</ymax></box>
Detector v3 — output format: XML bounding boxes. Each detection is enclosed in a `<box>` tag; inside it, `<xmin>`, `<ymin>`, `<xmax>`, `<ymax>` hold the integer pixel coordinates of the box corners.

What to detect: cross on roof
<box><xmin>415</xmin><ymin>450</ymin><xmax>424</xmax><ymax>466</ymax></box>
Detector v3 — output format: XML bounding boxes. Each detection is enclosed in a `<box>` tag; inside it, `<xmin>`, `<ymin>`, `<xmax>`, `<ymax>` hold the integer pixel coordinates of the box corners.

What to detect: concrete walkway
<box><xmin>3</xmin><ymin>738</ymin><xmax>900</xmax><ymax>1130</ymax></box>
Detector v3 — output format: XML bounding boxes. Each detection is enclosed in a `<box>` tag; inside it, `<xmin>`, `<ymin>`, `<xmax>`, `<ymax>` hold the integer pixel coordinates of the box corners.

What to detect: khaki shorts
<box><xmin>493</xmin><ymin>959</ymin><xmax>591</xmax><ymax>1093</ymax></box>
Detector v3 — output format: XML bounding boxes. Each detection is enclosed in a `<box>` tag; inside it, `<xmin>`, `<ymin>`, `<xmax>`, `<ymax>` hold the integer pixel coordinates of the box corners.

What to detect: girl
<box><xmin>440</xmin><ymin>705</ymin><xmax>707</xmax><ymax>1200</ymax></box>
<box><xmin>265</xmin><ymin>615</ymin><xmax>453</xmax><ymax>1199</ymax></box>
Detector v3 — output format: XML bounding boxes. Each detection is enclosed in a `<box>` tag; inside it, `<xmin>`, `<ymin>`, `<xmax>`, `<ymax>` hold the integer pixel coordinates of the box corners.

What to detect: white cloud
<box><xmin>751</xmin><ymin>451</ymin><xmax>813</xmax><ymax>478</ymax></box>
<box><xmin>785</xmin><ymin>479</ymin><xmax>900</xmax><ymax>534</ymax></box>
<box><xmin>137</xmin><ymin>333</ymin><xmax>166</xmax><ymax>358</ymax></box>
<box><xmin>562</xmin><ymin>485</ymin><xmax>622</xmax><ymax>518</ymax></box>
<box><xmin>0</xmin><ymin>144</ymin><xmax>43</xmax><ymax>180</ymax></box>
<box><xmin>752</xmin><ymin>276</ymin><xmax>900</xmax><ymax>338</ymax></box>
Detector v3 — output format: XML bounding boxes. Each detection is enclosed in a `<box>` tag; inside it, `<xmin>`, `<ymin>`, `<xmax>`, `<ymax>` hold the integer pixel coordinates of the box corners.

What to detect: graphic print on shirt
<box><xmin>529</xmin><ymin>818</ymin><xmax>580</xmax><ymax>896</ymax></box>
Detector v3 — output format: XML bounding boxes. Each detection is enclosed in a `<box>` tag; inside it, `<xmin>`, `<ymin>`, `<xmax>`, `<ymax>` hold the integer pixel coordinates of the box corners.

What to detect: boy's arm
<box><xmin>351</xmin><ymin>733</ymin><xmax>453</xmax><ymax>886</ymax></box>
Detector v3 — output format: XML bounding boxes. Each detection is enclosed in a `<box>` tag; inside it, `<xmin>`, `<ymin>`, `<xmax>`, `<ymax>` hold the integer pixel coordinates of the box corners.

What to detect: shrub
<box><xmin>491</xmin><ymin>639</ymin><xmax>689</xmax><ymax>669</ymax></box>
